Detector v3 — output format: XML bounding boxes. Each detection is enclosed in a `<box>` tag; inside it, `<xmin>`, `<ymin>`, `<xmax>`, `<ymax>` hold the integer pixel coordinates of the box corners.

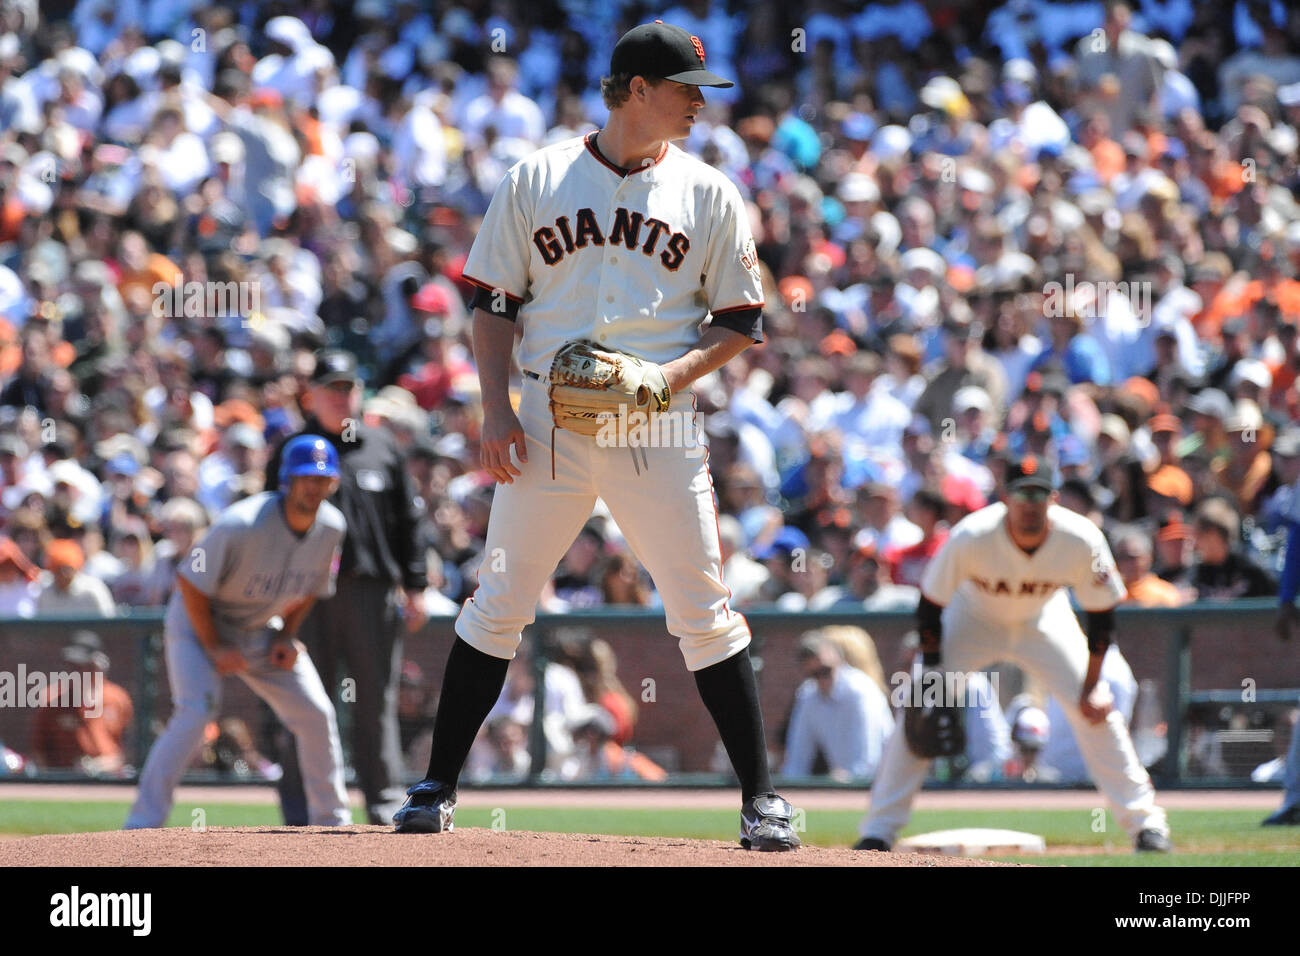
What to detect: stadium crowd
<box><xmin>2</xmin><ymin>0</ymin><xmax>1300</xmax><ymax>632</ymax></box>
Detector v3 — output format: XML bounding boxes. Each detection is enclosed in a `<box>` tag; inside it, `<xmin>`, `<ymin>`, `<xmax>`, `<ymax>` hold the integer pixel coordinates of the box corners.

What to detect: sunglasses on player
<box><xmin>1009</xmin><ymin>486</ymin><xmax>1051</xmax><ymax>504</ymax></box>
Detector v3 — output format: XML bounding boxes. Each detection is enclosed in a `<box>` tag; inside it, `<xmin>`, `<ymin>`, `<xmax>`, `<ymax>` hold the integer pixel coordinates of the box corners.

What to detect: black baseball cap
<box><xmin>311</xmin><ymin>349</ymin><xmax>360</xmax><ymax>386</ymax></box>
<box><xmin>1004</xmin><ymin>453</ymin><xmax>1057</xmax><ymax>492</ymax></box>
<box><xmin>610</xmin><ymin>21</ymin><xmax>734</xmax><ymax>88</ymax></box>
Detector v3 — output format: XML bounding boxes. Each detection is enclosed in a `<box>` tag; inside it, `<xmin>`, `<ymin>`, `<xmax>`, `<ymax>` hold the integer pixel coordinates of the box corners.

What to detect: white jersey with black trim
<box><xmin>460</xmin><ymin>132</ymin><xmax>764</xmax><ymax>374</ymax></box>
<box><xmin>921</xmin><ymin>502</ymin><xmax>1127</xmax><ymax>624</ymax></box>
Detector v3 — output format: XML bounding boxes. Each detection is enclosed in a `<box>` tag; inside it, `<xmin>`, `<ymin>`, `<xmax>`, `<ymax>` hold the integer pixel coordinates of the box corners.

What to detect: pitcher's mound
<box><xmin>0</xmin><ymin>826</ymin><xmax>1027</xmax><ymax>867</ymax></box>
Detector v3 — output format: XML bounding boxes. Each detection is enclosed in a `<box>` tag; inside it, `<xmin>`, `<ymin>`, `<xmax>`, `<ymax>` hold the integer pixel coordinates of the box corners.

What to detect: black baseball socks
<box><xmin>425</xmin><ymin>639</ymin><xmax>774</xmax><ymax>801</ymax></box>
<box><xmin>423</xmin><ymin>637</ymin><xmax>511</xmax><ymax>787</ymax></box>
<box><xmin>693</xmin><ymin>647</ymin><xmax>774</xmax><ymax>801</ymax></box>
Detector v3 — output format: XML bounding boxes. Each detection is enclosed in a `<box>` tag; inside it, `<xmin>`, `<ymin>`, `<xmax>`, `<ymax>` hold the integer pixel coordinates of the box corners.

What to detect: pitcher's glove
<box><xmin>548</xmin><ymin>340</ymin><xmax>671</xmax><ymax>437</ymax></box>
<box><xmin>903</xmin><ymin>667</ymin><xmax>967</xmax><ymax>759</ymax></box>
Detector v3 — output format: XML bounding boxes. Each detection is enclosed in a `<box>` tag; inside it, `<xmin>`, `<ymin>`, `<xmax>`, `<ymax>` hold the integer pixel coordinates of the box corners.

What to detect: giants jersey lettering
<box><xmin>921</xmin><ymin>503</ymin><xmax>1126</xmax><ymax>624</ymax></box>
<box><xmin>460</xmin><ymin>132</ymin><xmax>763</xmax><ymax>372</ymax></box>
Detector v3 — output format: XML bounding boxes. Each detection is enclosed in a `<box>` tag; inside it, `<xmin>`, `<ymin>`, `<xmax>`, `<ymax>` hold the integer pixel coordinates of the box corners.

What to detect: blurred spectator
<box><xmin>482</xmin><ymin>652</ymin><xmax>587</xmax><ymax>776</ymax></box>
<box><xmin>1153</xmin><ymin>510</ymin><xmax>1197</xmax><ymax>595</ymax></box>
<box><xmin>553</xmin><ymin>520</ymin><xmax>606</xmax><ymax>608</ymax></box>
<box><xmin>1114</xmin><ymin>525</ymin><xmax>1189</xmax><ymax>606</ymax></box>
<box><xmin>395</xmin><ymin>286</ymin><xmax>474</xmax><ymax>411</ymax></box>
<box><xmin>1075</xmin><ymin>2</ymin><xmax>1163</xmax><ymax>133</ymax></box>
<box><xmin>30</xmin><ymin>631</ymin><xmax>133</xmax><ymax>775</ymax></box>
<box><xmin>0</xmin><ymin>534</ymin><xmax>39</xmax><ymax>616</ymax></box>
<box><xmin>1214</xmin><ymin>399</ymin><xmax>1275</xmax><ymax>512</ymax></box>
<box><xmin>136</xmin><ymin>497</ymin><xmax>208</xmax><ymax>607</ymax></box>
<box><xmin>196</xmin><ymin>421</ymin><xmax>267</xmax><ymax>514</ymax></box>
<box><xmin>781</xmin><ymin>630</ymin><xmax>894</xmax><ymax>780</ymax></box>
<box><xmin>564</xmin><ymin>704</ymin><xmax>667</xmax><ymax>781</ymax></box>
<box><xmin>465</xmin><ymin>716</ymin><xmax>531</xmax><ymax>782</ymax></box>
<box><xmin>817</xmin><ymin>626</ymin><xmax>888</xmax><ymax>692</ymax></box>
<box><xmin>106</xmin><ymin>517</ymin><xmax>157</xmax><ymax>607</ymax></box>
<box><xmin>462</xmin><ymin>57</ymin><xmax>545</xmax><ymax>148</ymax></box>
<box><xmin>853</xmin><ymin>482</ymin><xmax>922</xmax><ymax>554</ymax></box>
<box><xmin>831</xmin><ymin>542</ymin><xmax>920</xmax><ymax>611</ymax></box>
<box><xmin>599</xmin><ymin>552</ymin><xmax>651</xmax><ymax>607</ymax></box>
<box><xmin>1189</xmin><ymin>497</ymin><xmax>1277</xmax><ymax>599</ymax></box>
<box><xmin>568</xmin><ymin>637</ymin><xmax>638</xmax><ymax>746</ymax></box>
<box><xmin>818</xmin><ymin>350</ymin><xmax>911</xmax><ymax>458</ymax></box>
<box><xmin>997</xmin><ymin>703</ymin><xmax>1057</xmax><ymax>783</ymax></box>
<box><xmin>1146</xmin><ymin>413</ymin><xmax>1193</xmax><ymax>507</ymax></box>
<box><xmin>717</xmin><ymin>514</ymin><xmax>770</xmax><ymax>606</ymax></box>
<box><xmin>914</xmin><ymin>317</ymin><xmax>1008</xmax><ymax>431</ymax></box>
<box><xmin>420</xmin><ymin>547</ymin><xmax>461</xmax><ymax>615</ymax></box>
<box><xmin>397</xmin><ymin>660</ymin><xmax>438</xmax><ymax>769</ymax></box>
<box><xmin>885</xmin><ymin>489</ymin><xmax>949</xmax><ymax>588</ymax></box>
<box><xmin>36</xmin><ymin>539</ymin><xmax>115</xmax><ymax>616</ymax></box>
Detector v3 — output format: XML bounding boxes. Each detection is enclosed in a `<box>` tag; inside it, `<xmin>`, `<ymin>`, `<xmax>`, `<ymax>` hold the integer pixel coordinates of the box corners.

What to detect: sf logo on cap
<box><xmin>1021</xmin><ymin>455</ymin><xmax>1037</xmax><ymax>475</ymax></box>
<box><xmin>690</xmin><ymin>36</ymin><xmax>706</xmax><ymax>63</ymax></box>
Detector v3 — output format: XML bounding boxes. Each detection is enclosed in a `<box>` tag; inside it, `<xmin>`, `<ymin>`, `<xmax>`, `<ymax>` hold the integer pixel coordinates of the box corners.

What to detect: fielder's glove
<box><xmin>548</xmin><ymin>340</ymin><xmax>671</xmax><ymax>438</ymax></box>
<box><xmin>902</xmin><ymin>664</ymin><xmax>967</xmax><ymax>759</ymax></box>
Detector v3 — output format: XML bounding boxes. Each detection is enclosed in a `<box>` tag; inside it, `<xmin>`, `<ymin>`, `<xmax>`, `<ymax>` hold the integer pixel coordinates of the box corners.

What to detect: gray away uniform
<box><xmin>125</xmin><ymin>492</ymin><xmax>352</xmax><ymax>828</ymax></box>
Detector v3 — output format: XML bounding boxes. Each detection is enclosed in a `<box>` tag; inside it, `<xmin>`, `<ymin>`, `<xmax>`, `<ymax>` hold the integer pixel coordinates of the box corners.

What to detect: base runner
<box><xmin>125</xmin><ymin>436</ymin><xmax>352</xmax><ymax>829</ymax></box>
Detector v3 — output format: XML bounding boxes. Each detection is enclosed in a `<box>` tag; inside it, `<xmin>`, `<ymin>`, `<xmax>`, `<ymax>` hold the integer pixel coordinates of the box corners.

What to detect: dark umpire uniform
<box><xmin>266</xmin><ymin>351</ymin><xmax>426</xmax><ymax>825</ymax></box>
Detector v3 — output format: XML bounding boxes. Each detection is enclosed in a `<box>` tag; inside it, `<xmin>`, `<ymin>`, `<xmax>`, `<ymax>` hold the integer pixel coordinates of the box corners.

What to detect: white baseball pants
<box><xmin>861</xmin><ymin>592</ymin><xmax>1168</xmax><ymax>844</ymax></box>
<box><xmin>125</xmin><ymin>629</ymin><xmax>352</xmax><ymax>828</ymax></box>
<box><xmin>456</xmin><ymin>375</ymin><xmax>751</xmax><ymax>671</ymax></box>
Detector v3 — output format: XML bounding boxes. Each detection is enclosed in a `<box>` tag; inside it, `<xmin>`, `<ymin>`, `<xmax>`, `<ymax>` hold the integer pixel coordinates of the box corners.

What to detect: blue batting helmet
<box><xmin>279</xmin><ymin>435</ymin><xmax>340</xmax><ymax>486</ymax></box>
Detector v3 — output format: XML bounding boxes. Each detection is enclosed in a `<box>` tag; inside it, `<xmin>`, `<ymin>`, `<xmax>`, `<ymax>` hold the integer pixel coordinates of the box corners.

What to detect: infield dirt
<box><xmin>0</xmin><ymin>826</ymin><xmax>1022</xmax><ymax>867</ymax></box>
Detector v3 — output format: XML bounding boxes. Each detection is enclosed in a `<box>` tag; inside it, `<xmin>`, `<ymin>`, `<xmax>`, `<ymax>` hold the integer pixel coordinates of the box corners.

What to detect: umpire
<box><xmin>266</xmin><ymin>349</ymin><xmax>427</xmax><ymax>825</ymax></box>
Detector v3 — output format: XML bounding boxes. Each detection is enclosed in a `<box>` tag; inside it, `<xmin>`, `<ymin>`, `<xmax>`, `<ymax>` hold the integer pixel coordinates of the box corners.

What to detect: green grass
<box><xmin>2</xmin><ymin>800</ymin><xmax>1298</xmax><ymax>865</ymax></box>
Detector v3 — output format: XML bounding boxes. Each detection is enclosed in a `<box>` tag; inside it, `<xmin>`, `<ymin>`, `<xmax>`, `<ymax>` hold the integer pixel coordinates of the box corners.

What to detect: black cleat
<box><xmin>1261</xmin><ymin>804</ymin><xmax>1300</xmax><ymax>826</ymax></box>
<box><xmin>1135</xmin><ymin>828</ymin><xmax>1172</xmax><ymax>852</ymax></box>
<box><xmin>854</xmin><ymin>837</ymin><xmax>892</xmax><ymax>851</ymax></box>
<box><xmin>392</xmin><ymin>779</ymin><xmax>457</xmax><ymax>834</ymax></box>
<box><xmin>739</xmin><ymin>792</ymin><xmax>801</xmax><ymax>851</ymax></box>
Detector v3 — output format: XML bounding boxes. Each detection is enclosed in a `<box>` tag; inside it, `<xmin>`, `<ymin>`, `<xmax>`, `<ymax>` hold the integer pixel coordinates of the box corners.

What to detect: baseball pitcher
<box><xmin>393</xmin><ymin>21</ymin><xmax>799</xmax><ymax>850</ymax></box>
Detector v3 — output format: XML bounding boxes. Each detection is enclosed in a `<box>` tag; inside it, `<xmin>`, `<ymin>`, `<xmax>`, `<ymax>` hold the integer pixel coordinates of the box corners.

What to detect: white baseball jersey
<box><xmin>454</xmin><ymin>132</ymin><xmax>760</xmax><ymax>673</ymax></box>
<box><xmin>862</xmin><ymin>502</ymin><xmax>1166</xmax><ymax>847</ymax></box>
<box><xmin>921</xmin><ymin>502</ymin><xmax>1127</xmax><ymax>622</ymax></box>
<box><xmin>460</xmin><ymin>132</ymin><xmax>764</xmax><ymax>374</ymax></box>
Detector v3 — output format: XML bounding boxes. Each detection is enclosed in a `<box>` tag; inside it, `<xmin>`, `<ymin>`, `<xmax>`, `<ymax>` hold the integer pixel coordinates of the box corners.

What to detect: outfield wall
<box><xmin>0</xmin><ymin>603</ymin><xmax>1293</xmax><ymax>787</ymax></box>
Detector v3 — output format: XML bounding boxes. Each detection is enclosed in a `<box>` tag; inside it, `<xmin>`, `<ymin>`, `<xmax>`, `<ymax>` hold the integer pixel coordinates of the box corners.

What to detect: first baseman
<box><xmin>125</xmin><ymin>436</ymin><xmax>351</xmax><ymax>829</ymax></box>
<box><xmin>857</xmin><ymin>455</ymin><xmax>1172</xmax><ymax>853</ymax></box>
<box><xmin>393</xmin><ymin>21</ymin><xmax>799</xmax><ymax>850</ymax></box>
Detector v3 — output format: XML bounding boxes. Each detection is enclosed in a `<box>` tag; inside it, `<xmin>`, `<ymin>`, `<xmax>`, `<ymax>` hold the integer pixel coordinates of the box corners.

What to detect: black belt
<box><xmin>523</xmin><ymin>369</ymin><xmax>543</xmax><ymax>381</ymax></box>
